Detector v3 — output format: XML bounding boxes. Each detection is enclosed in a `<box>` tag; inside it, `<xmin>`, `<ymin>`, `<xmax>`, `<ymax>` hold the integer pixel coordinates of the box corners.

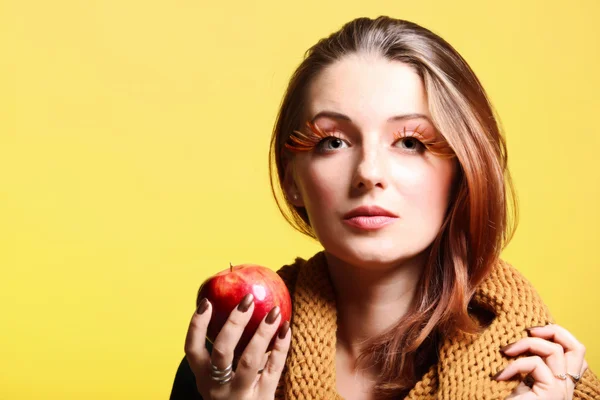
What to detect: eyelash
<box><xmin>314</xmin><ymin>128</ymin><xmax>425</xmax><ymax>154</ymax></box>
<box><xmin>284</xmin><ymin>121</ymin><xmax>454</xmax><ymax>158</ymax></box>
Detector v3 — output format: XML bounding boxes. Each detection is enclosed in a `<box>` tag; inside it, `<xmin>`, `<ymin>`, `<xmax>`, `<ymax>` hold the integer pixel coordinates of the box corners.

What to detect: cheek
<box><xmin>296</xmin><ymin>162</ymin><xmax>346</xmax><ymax>224</ymax></box>
<box><xmin>394</xmin><ymin>161</ymin><xmax>455</xmax><ymax>222</ymax></box>
<box><xmin>301</xmin><ymin>167</ymin><xmax>341</xmax><ymax>210</ymax></box>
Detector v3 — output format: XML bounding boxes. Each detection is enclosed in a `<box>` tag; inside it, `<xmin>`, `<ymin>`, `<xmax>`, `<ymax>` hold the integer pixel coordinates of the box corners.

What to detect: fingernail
<box><xmin>492</xmin><ymin>369</ymin><xmax>504</xmax><ymax>380</ymax></box>
<box><xmin>196</xmin><ymin>298</ymin><xmax>209</xmax><ymax>314</ymax></box>
<box><xmin>526</xmin><ymin>325</ymin><xmax>547</xmax><ymax>331</ymax></box>
<box><xmin>278</xmin><ymin>320</ymin><xmax>290</xmax><ymax>339</ymax></box>
<box><xmin>500</xmin><ymin>342</ymin><xmax>515</xmax><ymax>353</ymax></box>
<box><xmin>525</xmin><ymin>325</ymin><xmax>547</xmax><ymax>336</ymax></box>
<box><xmin>266</xmin><ymin>306</ymin><xmax>281</xmax><ymax>324</ymax></box>
<box><xmin>237</xmin><ymin>293</ymin><xmax>254</xmax><ymax>312</ymax></box>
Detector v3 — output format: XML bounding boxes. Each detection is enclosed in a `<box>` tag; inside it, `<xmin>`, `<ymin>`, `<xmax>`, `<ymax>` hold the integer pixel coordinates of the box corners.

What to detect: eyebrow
<box><xmin>310</xmin><ymin>110</ymin><xmax>433</xmax><ymax>125</ymax></box>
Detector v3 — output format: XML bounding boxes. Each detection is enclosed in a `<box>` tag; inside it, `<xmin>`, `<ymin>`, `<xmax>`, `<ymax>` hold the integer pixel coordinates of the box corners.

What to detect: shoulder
<box><xmin>471</xmin><ymin>258</ymin><xmax>554</xmax><ymax>328</ymax></box>
<box><xmin>275</xmin><ymin>255</ymin><xmax>307</xmax><ymax>296</ymax></box>
<box><xmin>469</xmin><ymin>260</ymin><xmax>600</xmax><ymax>398</ymax></box>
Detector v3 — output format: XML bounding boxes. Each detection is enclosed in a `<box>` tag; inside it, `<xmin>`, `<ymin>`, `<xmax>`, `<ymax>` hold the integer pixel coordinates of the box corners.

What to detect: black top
<box><xmin>169</xmin><ymin>356</ymin><xmax>203</xmax><ymax>399</ymax></box>
<box><xmin>169</xmin><ymin>340</ymin><xmax>213</xmax><ymax>399</ymax></box>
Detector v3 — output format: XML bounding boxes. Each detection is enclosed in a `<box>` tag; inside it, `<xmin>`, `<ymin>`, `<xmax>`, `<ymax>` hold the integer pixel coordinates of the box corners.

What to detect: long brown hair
<box><xmin>268</xmin><ymin>16</ymin><xmax>518</xmax><ymax>398</ymax></box>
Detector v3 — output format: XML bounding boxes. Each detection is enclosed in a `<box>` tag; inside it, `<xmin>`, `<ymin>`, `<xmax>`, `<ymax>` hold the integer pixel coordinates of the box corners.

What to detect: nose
<box><xmin>351</xmin><ymin>139</ymin><xmax>388</xmax><ymax>192</ymax></box>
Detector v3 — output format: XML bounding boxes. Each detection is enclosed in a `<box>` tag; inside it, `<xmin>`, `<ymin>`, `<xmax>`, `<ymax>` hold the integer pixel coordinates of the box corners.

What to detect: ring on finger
<box><xmin>567</xmin><ymin>372</ymin><xmax>581</xmax><ymax>384</ymax></box>
<box><xmin>210</xmin><ymin>370</ymin><xmax>233</xmax><ymax>385</ymax></box>
<box><xmin>212</xmin><ymin>375</ymin><xmax>233</xmax><ymax>385</ymax></box>
<box><xmin>554</xmin><ymin>373</ymin><xmax>568</xmax><ymax>380</ymax></box>
<box><xmin>210</xmin><ymin>362</ymin><xmax>233</xmax><ymax>385</ymax></box>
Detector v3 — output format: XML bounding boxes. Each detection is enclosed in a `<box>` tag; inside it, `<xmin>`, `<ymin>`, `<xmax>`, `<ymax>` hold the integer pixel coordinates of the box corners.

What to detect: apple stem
<box><xmin>230</xmin><ymin>262</ymin><xmax>233</xmax><ymax>273</ymax></box>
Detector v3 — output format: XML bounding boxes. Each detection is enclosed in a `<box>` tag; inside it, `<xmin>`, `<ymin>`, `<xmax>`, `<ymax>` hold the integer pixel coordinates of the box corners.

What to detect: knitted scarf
<box><xmin>273</xmin><ymin>250</ymin><xmax>600</xmax><ymax>399</ymax></box>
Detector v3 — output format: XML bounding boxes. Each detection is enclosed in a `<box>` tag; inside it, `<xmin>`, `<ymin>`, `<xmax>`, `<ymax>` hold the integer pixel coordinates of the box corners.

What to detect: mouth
<box><xmin>341</xmin><ymin>204</ymin><xmax>399</xmax><ymax>231</ymax></box>
<box><xmin>342</xmin><ymin>215</ymin><xmax>398</xmax><ymax>231</ymax></box>
<box><xmin>343</xmin><ymin>205</ymin><xmax>399</xmax><ymax>219</ymax></box>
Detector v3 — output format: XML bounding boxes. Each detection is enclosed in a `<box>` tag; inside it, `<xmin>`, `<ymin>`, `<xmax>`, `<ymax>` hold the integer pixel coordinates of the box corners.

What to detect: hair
<box><xmin>268</xmin><ymin>16</ymin><xmax>518</xmax><ymax>398</ymax></box>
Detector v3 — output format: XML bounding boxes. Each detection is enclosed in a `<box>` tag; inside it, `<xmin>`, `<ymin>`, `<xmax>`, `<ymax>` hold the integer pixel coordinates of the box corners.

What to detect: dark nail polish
<box><xmin>500</xmin><ymin>343</ymin><xmax>515</xmax><ymax>353</ymax></box>
<box><xmin>525</xmin><ymin>325</ymin><xmax>546</xmax><ymax>331</ymax></box>
<box><xmin>492</xmin><ymin>369</ymin><xmax>504</xmax><ymax>380</ymax></box>
<box><xmin>196</xmin><ymin>298</ymin><xmax>209</xmax><ymax>314</ymax></box>
<box><xmin>237</xmin><ymin>293</ymin><xmax>254</xmax><ymax>312</ymax></box>
<box><xmin>266</xmin><ymin>306</ymin><xmax>281</xmax><ymax>324</ymax></box>
<box><xmin>278</xmin><ymin>320</ymin><xmax>290</xmax><ymax>339</ymax></box>
<box><xmin>525</xmin><ymin>325</ymin><xmax>547</xmax><ymax>336</ymax></box>
<box><xmin>523</xmin><ymin>374</ymin><xmax>535</xmax><ymax>387</ymax></box>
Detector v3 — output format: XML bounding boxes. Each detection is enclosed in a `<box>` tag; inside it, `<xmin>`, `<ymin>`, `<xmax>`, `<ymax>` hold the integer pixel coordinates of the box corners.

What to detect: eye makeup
<box><xmin>392</xmin><ymin>125</ymin><xmax>456</xmax><ymax>158</ymax></box>
<box><xmin>284</xmin><ymin>120</ymin><xmax>456</xmax><ymax>158</ymax></box>
<box><xmin>284</xmin><ymin>121</ymin><xmax>334</xmax><ymax>153</ymax></box>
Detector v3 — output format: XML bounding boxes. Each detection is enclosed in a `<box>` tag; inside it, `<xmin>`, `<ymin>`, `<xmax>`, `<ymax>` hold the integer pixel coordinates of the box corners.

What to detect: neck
<box><xmin>325</xmin><ymin>250</ymin><xmax>427</xmax><ymax>362</ymax></box>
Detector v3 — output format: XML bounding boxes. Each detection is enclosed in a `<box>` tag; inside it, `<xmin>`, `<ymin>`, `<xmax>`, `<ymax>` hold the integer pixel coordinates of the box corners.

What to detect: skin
<box><xmin>282</xmin><ymin>53</ymin><xmax>589</xmax><ymax>399</ymax></box>
<box><xmin>284</xmin><ymin>53</ymin><xmax>457</xmax><ymax>399</ymax></box>
<box><xmin>182</xmin><ymin>52</ymin><xmax>588</xmax><ymax>400</ymax></box>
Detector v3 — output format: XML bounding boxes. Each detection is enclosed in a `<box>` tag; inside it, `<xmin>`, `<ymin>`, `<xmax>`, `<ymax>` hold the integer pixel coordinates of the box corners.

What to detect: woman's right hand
<box><xmin>184</xmin><ymin>293</ymin><xmax>292</xmax><ymax>400</ymax></box>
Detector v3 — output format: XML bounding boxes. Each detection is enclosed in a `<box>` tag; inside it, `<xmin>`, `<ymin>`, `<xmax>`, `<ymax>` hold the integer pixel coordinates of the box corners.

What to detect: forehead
<box><xmin>306</xmin><ymin>54</ymin><xmax>429</xmax><ymax>125</ymax></box>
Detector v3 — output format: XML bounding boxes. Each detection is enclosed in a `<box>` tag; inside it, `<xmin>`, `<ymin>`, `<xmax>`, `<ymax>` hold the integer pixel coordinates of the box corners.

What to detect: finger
<box><xmin>504</xmin><ymin>381</ymin><xmax>533</xmax><ymax>399</ymax></box>
<box><xmin>505</xmin><ymin>391</ymin><xmax>539</xmax><ymax>400</ymax></box>
<box><xmin>527</xmin><ymin>324</ymin><xmax>586</xmax><ymax>392</ymax></box>
<box><xmin>494</xmin><ymin>356</ymin><xmax>557</xmax><ymax>389</ymax></box>
<box><xmin>259</xmin><ymin>320</ymin><xmax>292</xmax><ymax>396</ymax></box>
<box><xmin>233</xmin><ymin>306</ymin><xmax>283</xmax><ymax>390</ymax></box>
<box><xmin>501</xmin><ymin>337</ymin><xmax>565</xmax><ymax>380</ymax></box>
<box><xmin>184</xmin><ymin>299</ymin><xmax>212</xmax><ymax>377</ymax></box>
<box><xmin>582</xmin><ymin>359</ymin><xmax>588</xmax><ymax>375</ymax></box>
<box><xmin>527</xmin><ymin>324</ymin><xmax>586</xmax><ymax>367</ymax></box>
<box><xmin>210</xmin><ymin>293</ymin><xmax>255</xmax><ymax>371</ymax></box>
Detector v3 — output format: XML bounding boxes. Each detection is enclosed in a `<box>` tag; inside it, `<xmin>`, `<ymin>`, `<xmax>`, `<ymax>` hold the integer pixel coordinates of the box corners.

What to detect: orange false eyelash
<box><xmin>284</xmin><ymin>120</ymin><xmax>456</xmax><ymax>158</ymax></box>
<box><xmin>284</xmin><ymin>121</ymin><xmax>335</xmax><ymax>153</ymax></box>
<box><xmin>393</xmin><ymin>124</ymin><xmax>456</xmax><ymax>159</ymax></box>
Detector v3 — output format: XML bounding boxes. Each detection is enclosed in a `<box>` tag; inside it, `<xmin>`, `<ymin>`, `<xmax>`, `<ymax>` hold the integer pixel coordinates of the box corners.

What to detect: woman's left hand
<box><xmin>494</xmin><ymin>323</ymin><xmax>588</xmax><ymax>399</ymax></box>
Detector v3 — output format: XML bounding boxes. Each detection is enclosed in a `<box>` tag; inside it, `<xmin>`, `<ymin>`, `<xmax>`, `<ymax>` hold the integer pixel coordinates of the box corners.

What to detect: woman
<box><xmin>170</xmin><ymin>16</ymin><xmax>600</xmax><ymax>399</ymax></box>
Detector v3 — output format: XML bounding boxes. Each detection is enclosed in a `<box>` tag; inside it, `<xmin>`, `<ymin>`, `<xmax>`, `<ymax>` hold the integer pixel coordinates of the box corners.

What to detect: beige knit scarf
<box><xmin>273</xmin><ymin>250</ymin><xmax>600</xmax><ymax>399</ymax></box>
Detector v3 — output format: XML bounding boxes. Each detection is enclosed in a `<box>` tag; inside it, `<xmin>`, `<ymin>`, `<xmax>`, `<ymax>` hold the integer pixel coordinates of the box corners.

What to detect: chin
<box><xmin>316</xmin><ymin>224</ymin><xmax>434</xmax><ymax>268</ymax></box>
<box><xmin>325</xmin><ymin>240</ymin><xmax>427</xmax><ymax>271</ymax></box>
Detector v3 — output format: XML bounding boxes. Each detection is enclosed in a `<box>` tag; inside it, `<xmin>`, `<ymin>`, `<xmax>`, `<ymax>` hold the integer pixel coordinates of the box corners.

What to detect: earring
<box><xmin>292</xmin><ymin>193</ymin><xmax>298</xmax><ymax>200</ymax></box>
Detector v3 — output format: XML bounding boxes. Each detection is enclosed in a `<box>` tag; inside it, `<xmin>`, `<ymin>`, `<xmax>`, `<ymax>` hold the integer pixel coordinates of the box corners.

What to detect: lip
<box><xmin>343</xmin><ymin>216</ymin><xmax>398</xmax><ymax>231</ymax></box>
<box><xmin>343</xmin><ymin>205</ymin><xmax>399</xmax><ymax>219</ymax></box>
<box><xmin>342</xmin><ymin>205</ymin><xmax>399</xmax><ymax>231</ymax></box>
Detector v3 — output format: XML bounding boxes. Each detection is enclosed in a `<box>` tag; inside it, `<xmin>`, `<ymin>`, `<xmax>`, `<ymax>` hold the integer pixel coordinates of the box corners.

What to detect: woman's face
<box><xmin>284</xmin><ymin>53</ymin><xmax>458</xmax><ymax>269</ymax></box>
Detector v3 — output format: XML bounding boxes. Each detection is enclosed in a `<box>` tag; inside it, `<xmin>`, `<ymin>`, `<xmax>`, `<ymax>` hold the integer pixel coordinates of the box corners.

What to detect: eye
<box><xmin>315</xmin><ymin>133</ymin><xmax>349</xmax><ymax>153</ymax></box>
<box><xmin>396</xmin><ymin>137</ymin><xmax>426</xmax><ymax>153</ymax></box>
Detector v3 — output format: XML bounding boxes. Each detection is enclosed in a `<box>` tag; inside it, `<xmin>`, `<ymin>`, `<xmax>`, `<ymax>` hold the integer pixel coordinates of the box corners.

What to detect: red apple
<box><xmin>197</xmin><ymin>262</ymin><xmax>292</xmax><ymax>358</ymax></box>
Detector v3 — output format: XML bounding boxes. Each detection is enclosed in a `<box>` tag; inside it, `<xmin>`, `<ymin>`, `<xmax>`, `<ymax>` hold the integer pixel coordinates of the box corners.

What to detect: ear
<box><xmin>282</xmin><ymin>159</ymin><xmax>304</xmax><ymax>207</ymax></box>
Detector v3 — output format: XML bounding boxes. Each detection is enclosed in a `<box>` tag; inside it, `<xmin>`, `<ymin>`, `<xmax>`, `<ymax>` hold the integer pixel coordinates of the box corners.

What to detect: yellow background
<box><xmin>2</xmin><ymin>1</ymin><xmax>599</xmax><ymax>398</ymax></box>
